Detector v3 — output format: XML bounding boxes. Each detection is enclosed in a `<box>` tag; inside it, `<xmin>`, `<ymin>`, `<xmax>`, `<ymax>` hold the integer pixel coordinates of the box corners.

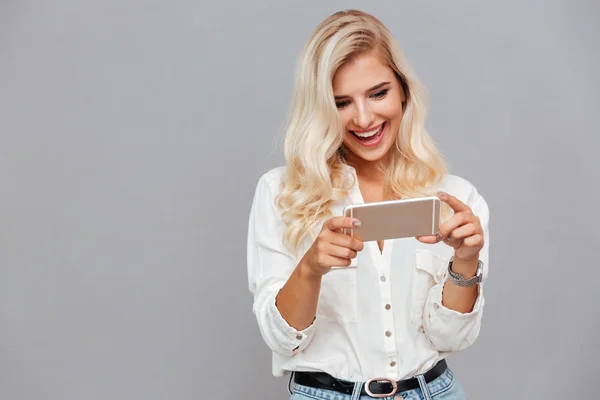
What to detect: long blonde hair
<box><xmin>276</xmin><ymin>9</ymin><xmax>447</xmax><ymax>255</ymax></box>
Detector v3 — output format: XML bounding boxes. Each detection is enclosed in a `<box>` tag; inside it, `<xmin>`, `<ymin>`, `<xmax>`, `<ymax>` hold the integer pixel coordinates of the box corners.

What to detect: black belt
<box><xmin>294</xmin><ymin>359</ymin><xmax>447</xmax><ymax>398</ymax></box>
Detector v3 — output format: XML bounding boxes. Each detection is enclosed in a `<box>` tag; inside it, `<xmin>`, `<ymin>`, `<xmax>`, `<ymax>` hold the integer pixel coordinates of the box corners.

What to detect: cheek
<box><xmin>380</xmin><ymin>98</ymin><xmax>403</xmax><ymax>121</ymax></box>
<box><xmin>338</xmin><ymin>110</ymin><xmax>353</xmax><ymax>130</ymax></box>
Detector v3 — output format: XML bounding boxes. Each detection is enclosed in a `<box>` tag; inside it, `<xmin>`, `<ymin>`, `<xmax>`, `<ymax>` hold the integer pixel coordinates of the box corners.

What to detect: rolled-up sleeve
<box><xmin>422</xmin><ymin>189</ymin><xmax>490</xmax><ymax>353</ymax></box>
<box><xmin>247</xmin><ymin>174</ymin><xmax>317</xmax><ymax>357</ymax></box>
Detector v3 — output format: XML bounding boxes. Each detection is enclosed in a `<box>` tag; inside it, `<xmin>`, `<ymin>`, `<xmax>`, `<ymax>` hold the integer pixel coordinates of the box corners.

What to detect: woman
<box><xmin>247</xmin><ymin>9</ymin><xmax>489</xmax><ymax>400</ymax></box>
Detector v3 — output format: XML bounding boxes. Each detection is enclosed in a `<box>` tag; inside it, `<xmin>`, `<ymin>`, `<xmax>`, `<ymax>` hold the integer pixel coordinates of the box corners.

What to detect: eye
<box><xmin>336</xmin><ymin>100</ymin><xmax>351</xmax><ymax>109</ymax></box>
<box><xmin>370</xmin><ymin>89</ymin><xmax>389</xmax><ymax>100</ymax></box>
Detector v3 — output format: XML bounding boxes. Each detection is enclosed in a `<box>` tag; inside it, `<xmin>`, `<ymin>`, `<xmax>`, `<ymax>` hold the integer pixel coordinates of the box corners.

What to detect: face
<box><xmin>332</xmin><ymin>51</ymin><xmax>405</xmax><ymax>168</ymax></box>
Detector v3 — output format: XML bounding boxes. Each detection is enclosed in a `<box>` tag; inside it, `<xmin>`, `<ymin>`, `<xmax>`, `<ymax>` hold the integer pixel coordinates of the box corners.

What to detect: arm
<box><xmin>440</xmin><ymin>258</ymin><xmax>479</xmax><ymax>313</ymax></box>
<box><xmin>248</xmin><ymin>175</ymin><xmax>362</xmax><ymax>356</ymax></box>
<box><xmin>247</xmin><ymin>176</ymin><xmax>318</xmax><ymax>357</ymax></box>
<box><xmin>276</xmin><ymin>214</ymin><xmax>363</xmax><ymax>330</ymax></box>
<box><xmin>418</xmin><ymin>189</ymin><xmax>490</xmax><ymax>352</ymax></box>
<box><xmin>275</xmin><ymin>261</ymin><xmax>322</xmax><ymax>331</ymax></box>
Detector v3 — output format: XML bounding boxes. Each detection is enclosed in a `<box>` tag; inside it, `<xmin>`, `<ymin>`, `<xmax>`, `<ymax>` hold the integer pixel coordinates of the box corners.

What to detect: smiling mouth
<box><xmin>350</xmin><ymin>122</ymin><xmax>385</xmax><ymax>143</ymax></box>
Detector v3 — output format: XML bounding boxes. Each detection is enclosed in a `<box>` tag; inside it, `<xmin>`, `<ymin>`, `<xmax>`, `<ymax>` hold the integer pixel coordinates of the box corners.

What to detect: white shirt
<box><xmin>247</xmin><ymin>165</ymin><xmax>490</xmax><ymax>382</ymax></box>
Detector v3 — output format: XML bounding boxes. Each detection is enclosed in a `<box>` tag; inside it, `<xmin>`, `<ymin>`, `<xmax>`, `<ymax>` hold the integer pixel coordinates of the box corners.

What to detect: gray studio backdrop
<box><xmin>1</xmin><ymin>1</ymin><xmax>598</xmax><ymax>399</ymax></box>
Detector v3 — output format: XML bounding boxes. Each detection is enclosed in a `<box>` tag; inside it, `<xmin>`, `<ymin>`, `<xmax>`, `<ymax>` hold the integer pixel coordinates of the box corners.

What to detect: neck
<box><xmin>346</xmin><ymin>154</ymin><xmax>390</xmax><ymax>184</ymax></box>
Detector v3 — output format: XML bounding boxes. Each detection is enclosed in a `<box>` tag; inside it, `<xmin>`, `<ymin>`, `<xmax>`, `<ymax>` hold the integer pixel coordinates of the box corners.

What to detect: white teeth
<box><xmin>352</xmin><ymin>124</ymin><xmax>383</xmax><ymax>138</ymax></box>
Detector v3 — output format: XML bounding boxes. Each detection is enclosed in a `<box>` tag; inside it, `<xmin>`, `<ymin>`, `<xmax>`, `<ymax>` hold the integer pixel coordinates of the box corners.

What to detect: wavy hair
<box><xmin>276</xmin><ymin>9</ymin><xmax>448</xmax><ymax>255</ymax></box>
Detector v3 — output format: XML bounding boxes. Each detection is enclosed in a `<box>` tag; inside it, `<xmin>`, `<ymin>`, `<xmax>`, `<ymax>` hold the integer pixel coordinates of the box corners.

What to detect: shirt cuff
<box><xmin>269</xmin><ymin>290</ymin><xmax>317</xmax><ymax>354</ymax></box>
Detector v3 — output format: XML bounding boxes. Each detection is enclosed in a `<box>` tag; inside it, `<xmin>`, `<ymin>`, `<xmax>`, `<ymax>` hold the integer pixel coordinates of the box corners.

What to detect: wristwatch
<box><xmin>447</xmin><ymin>256</ymin><xmax>483</xmax><ymax>287</ymax></box>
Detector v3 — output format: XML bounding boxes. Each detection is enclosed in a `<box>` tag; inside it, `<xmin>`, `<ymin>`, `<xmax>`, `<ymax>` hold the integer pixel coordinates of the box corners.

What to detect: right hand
<box><xmin>300</xmin><ymin>216</ymin><xmax>364</xmax><ymax>277</ymax></box>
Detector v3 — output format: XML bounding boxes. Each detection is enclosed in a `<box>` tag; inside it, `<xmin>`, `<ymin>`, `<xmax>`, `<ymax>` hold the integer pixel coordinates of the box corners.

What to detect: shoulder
<box><xmin>438</xmin><ymin>174</ymin><xmax>476</xmax><ymax>200</ymax></box>
<box><xmin>258</xmin><ymin>166</ymin><xmax>285</xmax><ymax>189</ymax></box>
<box><xmin>438</xmin><ymin>174</ymin><xmax>489</xmax><ymax>220</ymax></box>
<box><xmin>438</xmin><ymin>174</ymin><xmax>487</xmax><ymax>209</ymax></box>
<box><xmin>254</xmin><ymin>166</ymin><xmax>286</xmax><ymax>197</ymax></box>
<box><xmin>250</xmin><ymin>166</ymin><xmax>287</xmax><ymax>212</ymax></box>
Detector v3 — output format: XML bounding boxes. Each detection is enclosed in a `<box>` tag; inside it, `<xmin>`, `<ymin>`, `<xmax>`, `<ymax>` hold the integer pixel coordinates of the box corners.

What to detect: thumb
<box><xmin>416</xmin><ymin>234</ymin><xmax>441</xmax><ymax>244</ymax></box>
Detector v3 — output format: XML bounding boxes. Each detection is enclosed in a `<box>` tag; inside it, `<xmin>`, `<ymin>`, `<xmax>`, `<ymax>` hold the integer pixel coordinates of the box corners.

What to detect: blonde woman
<box><xmin>247</xmin><ymin>9</ymin><xmax>489</xmax><ymax>400</ymax></box>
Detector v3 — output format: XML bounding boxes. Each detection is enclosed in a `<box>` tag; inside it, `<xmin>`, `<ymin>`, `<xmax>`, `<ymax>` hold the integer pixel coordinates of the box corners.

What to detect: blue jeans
<box><xmin>290</xmin><ymin>368</ymin><xmax>466</xmax><ymax>400</ymax></box>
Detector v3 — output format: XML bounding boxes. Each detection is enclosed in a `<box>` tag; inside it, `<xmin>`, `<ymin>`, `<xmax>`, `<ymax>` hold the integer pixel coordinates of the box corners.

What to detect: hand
<box><xmin>300</xmin><ymin>216</ymin><xmax>364</xmax><ymax>277</ymax></box>
<box><xmin>417</xmin><ymin>191</ymin><xmax>484</xmax><ymax>263</ymax></box>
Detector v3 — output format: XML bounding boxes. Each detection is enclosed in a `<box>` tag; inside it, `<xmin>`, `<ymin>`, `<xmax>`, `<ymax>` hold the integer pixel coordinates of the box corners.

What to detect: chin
<box><xmin>343</xmin><ymin>138</ymin><xmax>395</xmax><ymax>164</ymax></box>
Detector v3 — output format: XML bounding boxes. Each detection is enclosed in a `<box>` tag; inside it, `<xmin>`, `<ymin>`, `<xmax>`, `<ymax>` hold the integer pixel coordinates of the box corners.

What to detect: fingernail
<box><xmin>352</xmin><ymin>219</ymin><xmax>361</xmax><ymax>227</ymax></box>
<box><xmin>436</xmin><ymin>233</ymin><xmax>442</xmax><ymax>242</ymax></box>
<box><xmin>438</xmin><ymin>191</ymin><xmax>447</xmax><ymax>198</ymax></box>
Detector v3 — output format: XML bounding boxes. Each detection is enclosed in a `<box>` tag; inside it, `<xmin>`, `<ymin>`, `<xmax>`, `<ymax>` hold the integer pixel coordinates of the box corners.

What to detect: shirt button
<box><xmin>385</xmin><ymin>330</ymin><xmax>392</xmax><ymax>337</ymax></box>
<box><xmin>296</xmin><ymin>334</ymin><xmax>303</xmax><ymax>340</ymax></box>
<box><xmin>380</xmin><ymin>275</ymin><xmax>386</xmax><ymax>282</ymax></box>
<box><xmin>390</xmin><ymin>361</ymin><xmax>397</xmax><ymax>367</ymax></box>
<box><xmin>385</xmin><ymin>304</ymin><xmax>391</xmax><ymax>310</ymax></box>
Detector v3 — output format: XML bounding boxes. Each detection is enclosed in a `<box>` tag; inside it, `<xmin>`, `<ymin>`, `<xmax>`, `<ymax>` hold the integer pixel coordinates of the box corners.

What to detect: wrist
<box><xmin>298</xmin><ymin>260</ymin><xmax>323</xmax><ymax>282</ymax></box>
<box><xmin>449</xmin><ymin>256</ymin><xmax>479</xmax><ymax>277</ymax></box>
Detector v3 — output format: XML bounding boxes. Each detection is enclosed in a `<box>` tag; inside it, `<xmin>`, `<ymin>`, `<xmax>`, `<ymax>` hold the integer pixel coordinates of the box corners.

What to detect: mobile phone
<box><xmin>343</xmin><ymin>196</ymin><xmax>441</xmax><ymax>242</ymax></box>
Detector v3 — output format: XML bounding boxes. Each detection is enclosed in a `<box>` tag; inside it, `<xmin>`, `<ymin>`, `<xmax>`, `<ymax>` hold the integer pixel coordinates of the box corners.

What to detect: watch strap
<box><xmin>447</xmin><ymin>257</ymin><xmax>483</xmax><ymax>287</ymax></box>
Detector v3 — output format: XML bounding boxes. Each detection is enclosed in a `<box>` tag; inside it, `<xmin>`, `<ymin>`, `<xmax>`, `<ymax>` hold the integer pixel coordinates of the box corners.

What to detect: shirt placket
<box><xmin>369</xmin><ymin>241</ymin><xmax>399</xmax><ymax>379</ymax></box>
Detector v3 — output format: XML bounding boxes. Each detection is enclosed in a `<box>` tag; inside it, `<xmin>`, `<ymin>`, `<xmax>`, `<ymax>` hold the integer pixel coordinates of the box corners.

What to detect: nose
<box><xmin>352</xmin><ymin>100</ymin><xmax>375</xmax><ymax>129</ymax></box>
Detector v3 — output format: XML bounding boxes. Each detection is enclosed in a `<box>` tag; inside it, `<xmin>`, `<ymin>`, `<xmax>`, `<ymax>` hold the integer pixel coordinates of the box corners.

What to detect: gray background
<box><xmin>1</xmin><ymin>1</ymin><xmax>598</xmax><ymax>399</ymax></box>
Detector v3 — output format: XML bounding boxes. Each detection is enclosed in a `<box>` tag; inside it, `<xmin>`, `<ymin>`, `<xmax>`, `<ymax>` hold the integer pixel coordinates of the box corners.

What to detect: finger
<box><xmin>443</xmin><ymin>236</ymin><xmax>463</xmax><ymax>249</ymax></box>
<box><xmin>416</xmin><ymin>234</ymin><xmax>440</xmax><ymax>244</ymax></box>
<box><xmin>439</xmin><ymin>212</ymin><xmax>477</xmax><ymax>239</ymax></box>
<box><xmin>326</xmin><ymin>255</ymin><xmax>353</xmax><ymax>269</ymax></box>
<box><xmin>448</xmin><ymin>223</ymin><xmax>479</xmax><ymax>241</ymax></box>
<box><xmin>325</xmin><ymin>216</ymin><xmax>361</xmax><ymax>233</ymax></box>
<box><xmin>326</xmin><ymin>243</ymin><xmax>358</xmax><ymax>260</ymax></box>
<box><xmin>438</xmin><ymin>191</ymin><xmax>470</xmax><ymax>213</ymax></box>
<box><xmin>329</xmin><ymin>232</ymin><xmax>364</xmax><ymax>252</ymax></box>
<box><xmin>462</xmin><ymin>234</ymin><xmax>484</xmax><ymax>248</ymax></box>
<box><xmin>315</xmin><ymin>250</ymin><xmax>352</xmax><ymax>269</ymax></box>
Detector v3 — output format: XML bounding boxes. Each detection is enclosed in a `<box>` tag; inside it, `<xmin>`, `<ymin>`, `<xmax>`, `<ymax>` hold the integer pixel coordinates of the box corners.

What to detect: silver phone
<box><xmin>343</xmin><ymin>196</ymin><xmax>442</xmax><ymax>242</ymax></box>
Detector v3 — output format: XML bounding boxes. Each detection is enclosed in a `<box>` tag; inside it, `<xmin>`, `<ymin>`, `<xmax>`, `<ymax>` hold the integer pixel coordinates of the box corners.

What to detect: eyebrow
<box><xmin>334</xmin><ymin>81</ymin><xmax>391</xmax><ymax>100</ymax></box>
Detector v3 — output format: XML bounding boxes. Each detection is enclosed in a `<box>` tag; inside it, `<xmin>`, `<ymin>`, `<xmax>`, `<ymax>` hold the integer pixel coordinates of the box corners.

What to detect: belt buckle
<box><xmin>364</xmin><ymin>377</ymin><xmax>398</xmax><ymax>398</ymax></box>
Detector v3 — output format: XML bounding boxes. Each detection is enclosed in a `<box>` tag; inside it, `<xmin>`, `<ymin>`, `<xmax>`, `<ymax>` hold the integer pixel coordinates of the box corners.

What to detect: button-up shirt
<box><xmin>247</xmin><ymin>165</ymin><xmax>490</xmax><ymax>381</ymax></box>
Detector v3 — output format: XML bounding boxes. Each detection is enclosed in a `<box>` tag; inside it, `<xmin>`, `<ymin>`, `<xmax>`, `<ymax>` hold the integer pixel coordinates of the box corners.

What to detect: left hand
<box><xmin>416</xmin><ymin>191</ymin><xmax>484</xmax><ymax>262</ymax></box>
